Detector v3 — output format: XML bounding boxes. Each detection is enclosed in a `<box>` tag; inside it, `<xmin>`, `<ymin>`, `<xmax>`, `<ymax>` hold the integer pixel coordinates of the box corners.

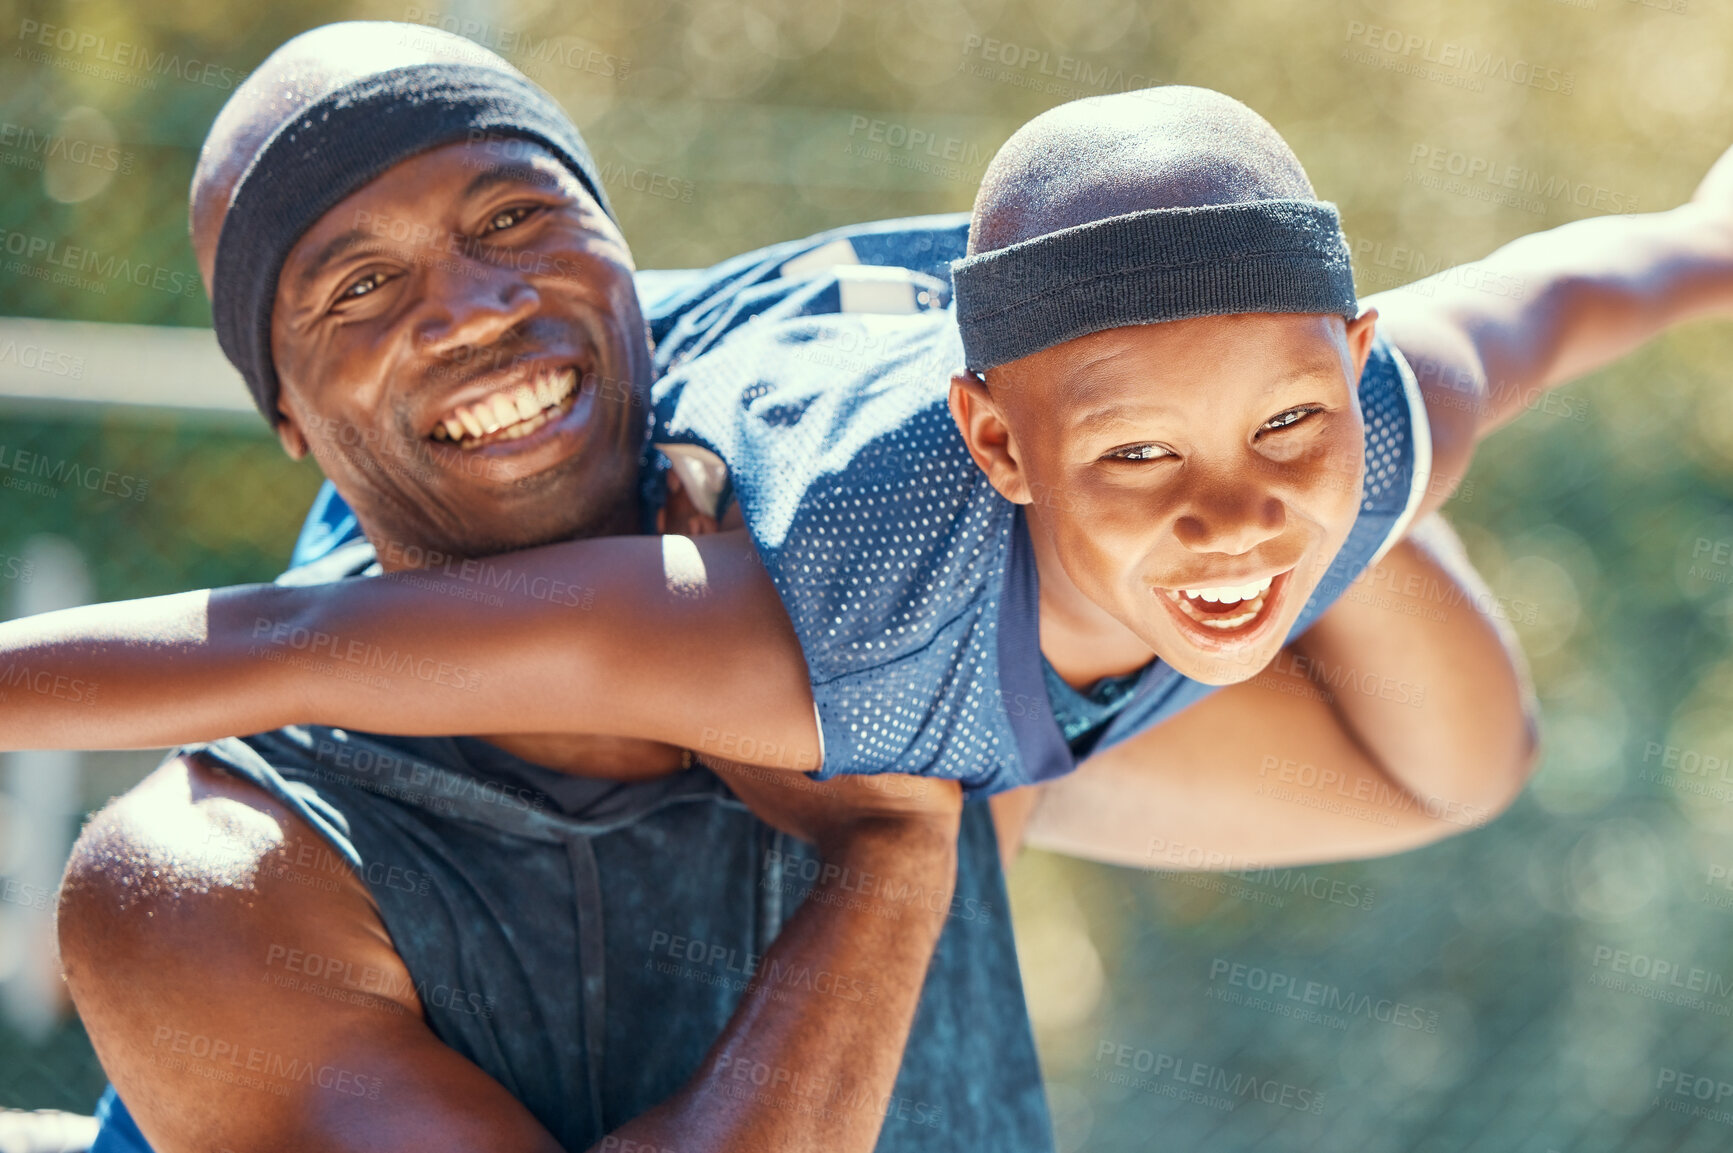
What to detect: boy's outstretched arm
<box><xmin>1374</xmin><ymin>142</ymin><xmax>1733</xmax><ymax>520</ymax></box>
<box><xmin>0</xmin><ymin>530</ymin><xmax>823</xmax><ymax>771</ymax></box>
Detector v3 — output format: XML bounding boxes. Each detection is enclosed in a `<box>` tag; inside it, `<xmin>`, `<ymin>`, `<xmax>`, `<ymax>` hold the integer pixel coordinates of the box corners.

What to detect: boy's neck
<box><xmin>1027</xmin><ymin>511</ymin><xmax>1159</xmax><ymax>690</ymax></box>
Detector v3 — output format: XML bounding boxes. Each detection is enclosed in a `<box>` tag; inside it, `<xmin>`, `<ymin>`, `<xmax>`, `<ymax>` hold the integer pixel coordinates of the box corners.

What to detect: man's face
<box><xmin>270</xmin><ymin>138</ymin><xmax>651</xmax><ymax>562</ymax></box>
<box><xmin>961</xmin><ymin>310</ymin><xmax>1377</xmax><ymax>685</ymax></box>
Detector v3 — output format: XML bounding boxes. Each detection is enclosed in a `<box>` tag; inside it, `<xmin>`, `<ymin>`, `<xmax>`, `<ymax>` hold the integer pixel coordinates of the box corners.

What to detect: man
<box><xmin>54</xmin><ymin>23</ymin><xmax>1050</xmax><ymax>1153</ymax></box>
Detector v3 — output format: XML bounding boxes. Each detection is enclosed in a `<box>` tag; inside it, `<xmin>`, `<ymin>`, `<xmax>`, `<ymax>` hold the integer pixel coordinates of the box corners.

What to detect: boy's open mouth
<box><xmin>1158</xmin><ymin>568</ymin><xmax>1292</xmax><ymax>639</ymax></box>
<box><xmin>430</xmin><ymin>363</ymin><xmax>581</xmax><ymax>450</ymax></box>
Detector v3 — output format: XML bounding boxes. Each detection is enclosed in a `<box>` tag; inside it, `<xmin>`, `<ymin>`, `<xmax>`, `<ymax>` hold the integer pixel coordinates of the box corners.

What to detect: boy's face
<box><xmin>954</xmin><ymin>309</ymin><xmax>1379</xmax><ymax>685</ymax></box>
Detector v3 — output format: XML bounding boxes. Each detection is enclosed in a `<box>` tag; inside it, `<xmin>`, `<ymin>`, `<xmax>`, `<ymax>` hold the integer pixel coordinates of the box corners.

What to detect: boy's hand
<box><xmin>702</xmin><ymin>757</ymin><xmax>963</xmax><ymax>858</ymax></box>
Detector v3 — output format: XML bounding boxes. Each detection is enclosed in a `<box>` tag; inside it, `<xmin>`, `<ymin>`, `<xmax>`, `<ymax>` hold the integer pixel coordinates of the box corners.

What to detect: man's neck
<box><xmin>1027</xmin><ymin>508</ymin><xmax>1158</xmax><ymax>690</ymax></box>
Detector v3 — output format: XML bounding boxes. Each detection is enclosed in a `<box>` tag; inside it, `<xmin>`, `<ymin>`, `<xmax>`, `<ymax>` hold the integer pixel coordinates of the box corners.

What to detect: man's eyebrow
<box><xmin>295</xmin><ymin>229</ymin><xmax>376</xmax><ymax>292</ymax></box>
<box><xmin>460</xmin><ymin>160</ymin><xmax>570</xmax><ymax>201</ymax></box>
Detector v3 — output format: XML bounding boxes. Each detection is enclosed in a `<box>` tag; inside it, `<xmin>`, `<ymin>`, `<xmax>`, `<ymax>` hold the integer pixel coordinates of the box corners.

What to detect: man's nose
<box><xmin>412</xmin><ymin>251</ymin><xmax>542</xmax><ymax>358</ymax></box>
<box><xmin>1170</xmin><ymin>479</ymin><xmax>1287</xmax><ymax>556</ymax></box>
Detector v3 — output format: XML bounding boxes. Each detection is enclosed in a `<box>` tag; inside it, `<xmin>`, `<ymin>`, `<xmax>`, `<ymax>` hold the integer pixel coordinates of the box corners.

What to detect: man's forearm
<box><xmin>594</xmin><ymin>819</ymin><xmax>957</xmax><ymax>1153</ymax></box>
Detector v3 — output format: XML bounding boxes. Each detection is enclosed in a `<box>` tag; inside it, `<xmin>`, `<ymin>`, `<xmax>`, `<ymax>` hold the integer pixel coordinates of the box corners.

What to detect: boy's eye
<box><xmin>1262</xmin><ymin>406</ymin><xmax>1323</xmax><ymax>432</ymax></box>
<box><xmin>1101</xmin><ymin>443</ymin><xmax>1174</xmax><ymax>462</ymax></box>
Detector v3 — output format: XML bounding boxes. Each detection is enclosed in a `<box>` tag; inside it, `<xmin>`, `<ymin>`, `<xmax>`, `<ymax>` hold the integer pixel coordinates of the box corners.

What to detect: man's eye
<box><xmin>1263</xmin><ymin>406</ymin><xmax>1322</xmax><ymax>432</ymax></box>
<box><xmin>485</xmin><ymin>206</ymin><xmax>533</xmax><ymax>233</ymax></box>
<box><xmin>342</xmin><ymin>272</ymin><xmax>388</xmax><ymax>300</ymax></box>
<box><xmin>1102</xmin><ymin>443</ymin><xmax>1173</xmax><ymax>462</ymax></box>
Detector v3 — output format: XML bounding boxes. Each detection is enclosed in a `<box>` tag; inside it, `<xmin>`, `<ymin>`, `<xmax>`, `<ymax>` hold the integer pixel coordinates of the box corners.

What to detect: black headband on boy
<box><xmin>949</xmin><ymin>198</ymin><xmax>1357</xmax><ymax>374</ymax></box>
<box><xmin>211</xmin><ymin>62</ymin><xmax>613</xmax><ymax>426</ymax></box>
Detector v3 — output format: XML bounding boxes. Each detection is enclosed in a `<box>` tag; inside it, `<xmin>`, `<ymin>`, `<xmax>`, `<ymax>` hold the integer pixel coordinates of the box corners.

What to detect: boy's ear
<box><xmin>948</xmin><ymin>370</ymin><xmax>1031</xmax><ymax>505</ymax></box>
<box><xmin>1344</xmin><ymin>306</ymin><xmax>1380</xmax><ymax>383</ymax></box>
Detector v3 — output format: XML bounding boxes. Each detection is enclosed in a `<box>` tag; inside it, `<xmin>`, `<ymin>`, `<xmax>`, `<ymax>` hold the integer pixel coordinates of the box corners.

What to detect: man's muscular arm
<box><xmin>1014</xmin><ymin>514</ymin><xmax>1534</xmax><ymax>869</ymax></box>
<box><xmin>58</xmin><ymin>755</ymin><xmax>958</xmax><ymax>1153</ymax></box>
<box><xmin>1</xmin><ymin>530</ymin><xmax>820</xmax><ymax>773</ymax></box>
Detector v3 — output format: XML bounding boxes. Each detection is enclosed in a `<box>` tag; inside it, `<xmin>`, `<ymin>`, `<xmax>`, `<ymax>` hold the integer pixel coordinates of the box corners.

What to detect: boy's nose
<box><xmin>1171</xmin><ymin>489</ymin><xmax>1287</xmax><ymax>556</ymax></box>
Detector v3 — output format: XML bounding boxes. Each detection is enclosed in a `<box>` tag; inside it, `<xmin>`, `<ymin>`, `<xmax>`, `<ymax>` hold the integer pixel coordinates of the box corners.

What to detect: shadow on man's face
<box><xmin>268</xmin><ymin>138</ymin><xmax>653</xmax><ymax>564</ymax></box>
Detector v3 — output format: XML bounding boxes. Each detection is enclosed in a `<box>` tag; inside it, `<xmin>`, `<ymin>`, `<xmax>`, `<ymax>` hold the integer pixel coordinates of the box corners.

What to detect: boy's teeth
<box><xmin>1177</xmin><ymin>575</ymin><xmax>1274</xmax><ymax>605</ymax></box>
<box><xmin>444</xmin><ymin>417</ymin><xmax>466</xmax><ymax>442</ymax></box>
<box><xmin>458</xmin><ymin>409</ymin><xmax>486</xmax><ymax>439</ymax></box>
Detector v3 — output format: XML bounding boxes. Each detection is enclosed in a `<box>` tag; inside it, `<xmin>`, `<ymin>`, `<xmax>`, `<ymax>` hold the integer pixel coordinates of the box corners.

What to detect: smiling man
<box><xmin>43</xmin><ymin>22</ymin><xmax>1051</xmax><ymax>1153</ymax></box>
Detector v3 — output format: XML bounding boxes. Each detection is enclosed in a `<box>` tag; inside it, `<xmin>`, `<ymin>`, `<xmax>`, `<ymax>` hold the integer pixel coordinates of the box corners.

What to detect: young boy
<box><xmin>5</xmin><ymin>86</ymin><xmax>1730</xmax><ymax>864</ymax></box>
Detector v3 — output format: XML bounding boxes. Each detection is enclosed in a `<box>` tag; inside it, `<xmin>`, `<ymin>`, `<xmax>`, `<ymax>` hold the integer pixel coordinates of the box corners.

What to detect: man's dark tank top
<box><xmin>92</xmin><ymin>539</ymin><xmax>1054</xmax><ymax>1153</ymax></box>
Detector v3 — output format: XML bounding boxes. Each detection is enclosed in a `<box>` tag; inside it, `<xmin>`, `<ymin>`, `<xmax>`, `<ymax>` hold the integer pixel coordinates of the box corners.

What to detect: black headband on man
<box><xmin>949</xmin><ymin>199</ymin><xmax>1357</xmax><ymax>373</ymax></box>
<box><xmin>212</xmin><ymin>62</ymin><xmax>613</xmax><ymax>426</ymax></box>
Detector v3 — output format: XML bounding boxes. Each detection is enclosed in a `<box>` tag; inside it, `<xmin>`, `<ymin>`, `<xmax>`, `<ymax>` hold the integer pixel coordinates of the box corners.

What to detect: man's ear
<box><xmin>273</xmin><ymin>401</ymin><xmax>309</xmax><ymax>460</ymax></box>
<box><xmin>948</xmin><ymin>370</ymin><xmax>1031</xmax><ymax>504</ymax></box>
<box><xmin>1344</xmin><ymin>306</ymin><xmax>1379</xmax><ymax>383</ymax></box>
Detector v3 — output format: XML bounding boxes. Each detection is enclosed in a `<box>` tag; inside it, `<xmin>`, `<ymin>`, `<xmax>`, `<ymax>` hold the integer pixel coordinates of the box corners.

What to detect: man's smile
<box><xmin>430</xmin><ymin>360</ymin><xmax>585</xmax><ymax>450</ymax></box>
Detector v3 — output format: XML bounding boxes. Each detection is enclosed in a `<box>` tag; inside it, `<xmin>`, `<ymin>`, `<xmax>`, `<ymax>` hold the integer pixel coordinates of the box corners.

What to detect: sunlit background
<box><xmin>3</xmin><ymin>0</ymin><xmax>1733</xmax><ymax>1148</ymax></box>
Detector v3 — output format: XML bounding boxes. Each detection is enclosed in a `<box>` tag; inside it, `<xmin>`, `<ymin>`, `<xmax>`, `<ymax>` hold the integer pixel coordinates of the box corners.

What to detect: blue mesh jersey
<box><xmin>651</xmin><ymin>215</ymin><xmax>1433</xmax><ymax>796</ymax></box>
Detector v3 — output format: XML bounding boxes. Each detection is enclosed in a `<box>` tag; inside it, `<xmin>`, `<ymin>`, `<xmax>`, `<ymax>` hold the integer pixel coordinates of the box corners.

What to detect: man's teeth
<box><xmin>432</xmin><ymin>368</ymin><xmax>578</xmax><ymax>446</ymax></box>
<box><xmin>1178</xmin><ymin>575</ymin><xmax>1274</xmax><ymax>605</ymax></box>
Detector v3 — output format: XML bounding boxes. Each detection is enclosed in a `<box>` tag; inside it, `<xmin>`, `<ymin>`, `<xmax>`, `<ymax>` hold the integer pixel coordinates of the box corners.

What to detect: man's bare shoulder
<box><xmin>55</xmin><ymin>754</ymin><xmax>442</xmax><ymax>1149</ymax></box>
<box><xmin>59</xmin><ymin>751</ymin><xmax>377</xmax><ymax>957</ymax></box>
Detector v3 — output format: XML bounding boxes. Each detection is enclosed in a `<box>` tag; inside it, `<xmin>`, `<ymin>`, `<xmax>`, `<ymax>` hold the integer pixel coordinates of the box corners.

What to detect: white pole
<box><xmin>0</xmin><ymin>535</ymin><xmax>91</xmax><ymax>1040</ymax></box>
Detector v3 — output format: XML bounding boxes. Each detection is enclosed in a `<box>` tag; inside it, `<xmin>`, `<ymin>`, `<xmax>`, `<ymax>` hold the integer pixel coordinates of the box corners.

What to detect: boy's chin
<box><xmin>1150</xmin><ymin>632</ymin><xmax>1285</xmax><ymax>686</ymax></box>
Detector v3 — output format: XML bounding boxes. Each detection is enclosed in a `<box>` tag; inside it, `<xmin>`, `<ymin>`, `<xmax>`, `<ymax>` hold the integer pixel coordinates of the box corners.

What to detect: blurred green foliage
<box><xmin>3</xmin><ymin>0</ymin><xmax>1733</xmax><ymax>1146</ymax></box>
